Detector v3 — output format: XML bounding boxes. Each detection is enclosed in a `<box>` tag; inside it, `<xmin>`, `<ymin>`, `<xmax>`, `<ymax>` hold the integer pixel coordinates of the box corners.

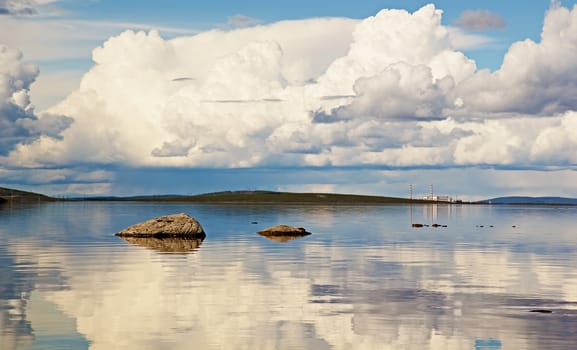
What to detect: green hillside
<box><xmin>114</xmin><ymin>190</ymin><xmax>422</xmax><ymax>204</ymax></box>
<box><xmin>0</xmin><ymin>187</ymin><xmax>56</xmax><ymax>203</ymax></box>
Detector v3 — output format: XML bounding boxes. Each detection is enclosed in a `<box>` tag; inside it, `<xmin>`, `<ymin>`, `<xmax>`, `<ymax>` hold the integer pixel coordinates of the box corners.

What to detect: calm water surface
<box><xmin>1</xmin><ymin>201</ymin><xmax>577</xmax><ymax>349</ymax></box>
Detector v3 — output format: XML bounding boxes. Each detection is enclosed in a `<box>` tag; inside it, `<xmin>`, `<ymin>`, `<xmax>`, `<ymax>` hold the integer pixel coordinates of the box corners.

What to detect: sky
<box><xmin>1</xmin><ymin>0</ymin><xmax>577</xmax><ymax>200</ymax></box>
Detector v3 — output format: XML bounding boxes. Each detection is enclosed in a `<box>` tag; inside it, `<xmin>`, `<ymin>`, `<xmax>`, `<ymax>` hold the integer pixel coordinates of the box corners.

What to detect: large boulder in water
<box><xmin>116</xmin><ymin>213</ymin><xmax>205</xmax><ymax>238</ymax></box>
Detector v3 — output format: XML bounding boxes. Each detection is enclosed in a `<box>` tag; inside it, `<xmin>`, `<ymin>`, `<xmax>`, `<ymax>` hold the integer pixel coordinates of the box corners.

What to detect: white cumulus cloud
<box><xmin>456</xmin><ymin>5</ymin><xmax>577</xmax><ymax>116</ymax></box>
<box><xmin>5</xmin><ymin>3</ymin><xmax>577</xmax><ymax>179</ymax></box>
<box><xmin>0</xmin><ymin>44</ymin><xmax>71</xmax><ymax>157</ymax></box>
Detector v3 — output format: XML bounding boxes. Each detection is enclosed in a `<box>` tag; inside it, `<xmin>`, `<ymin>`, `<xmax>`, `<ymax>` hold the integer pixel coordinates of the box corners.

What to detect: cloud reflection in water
<box><xmin>1</xmin><ymin>203</ymin><xmax>577</xmax><ymax>349</ymax></box>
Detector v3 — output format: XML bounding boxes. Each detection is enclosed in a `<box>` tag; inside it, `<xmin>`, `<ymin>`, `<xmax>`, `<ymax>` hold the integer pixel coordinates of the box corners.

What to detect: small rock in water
<box><xmin>258</xmin><ymin>225</ymin><xmax>311</xmax><ymax>243</ymax></box>
<box><xmin>258</xmin><ymin>224</ymin><xmax>310</xmax><ymax>236</ymax></box>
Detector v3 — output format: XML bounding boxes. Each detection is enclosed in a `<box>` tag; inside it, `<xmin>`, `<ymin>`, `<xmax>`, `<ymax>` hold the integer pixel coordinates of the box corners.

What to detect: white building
<box><xmin>423</xmin><ymin>195</ymin><xmax>453</xmax><ymax>202</ymax></box>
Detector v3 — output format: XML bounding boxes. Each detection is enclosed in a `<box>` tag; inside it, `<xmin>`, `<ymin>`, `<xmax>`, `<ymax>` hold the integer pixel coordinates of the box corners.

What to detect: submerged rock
<box><xmin>257</xmin><ymin>225</ymin><xmax>311</xmax><ymax>241</ymax></box>
<box><xmin>116</xmin><ymin>213</ymin><xmax>205</xmax><ymax>238</ymax></box>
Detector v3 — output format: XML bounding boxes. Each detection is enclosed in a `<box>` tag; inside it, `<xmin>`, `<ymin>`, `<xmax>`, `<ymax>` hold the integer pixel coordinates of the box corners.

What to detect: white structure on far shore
<box><xmin>423</xmin><ymin>195</ymin><xmax>453</xmax><ymax>203</ymax></box>
<box><xmin>412</xmin><ymin>184</ymin><xmax>459</xmax><ymax>203</ymax></box>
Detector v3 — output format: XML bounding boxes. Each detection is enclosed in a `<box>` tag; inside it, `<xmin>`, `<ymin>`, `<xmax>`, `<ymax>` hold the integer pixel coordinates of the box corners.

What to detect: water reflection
<box><xmin>257</xmin><ymin>233</ymin><xmax>310</xmax><ymax>243</ymax></box>
<box><xmin>0</xmin><ymin>246</ymin><xmax>35</xmax><ymax>350</ymax></box>
<box><xmin>1</xmin><ymin>203</ymin><xmax>577</xmax><ymax>349</ymax></box>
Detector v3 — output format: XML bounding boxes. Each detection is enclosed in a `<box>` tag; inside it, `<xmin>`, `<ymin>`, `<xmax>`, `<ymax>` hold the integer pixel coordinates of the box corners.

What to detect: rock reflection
<box><xmin>257</xmin><ymin>232</ymin><xmax>311</xmax><ymax>243</ymax></box>
<box><xmin>118</xmin><ymin>236</ymin><xmax>204</xmax><ymax>253</ymax></box>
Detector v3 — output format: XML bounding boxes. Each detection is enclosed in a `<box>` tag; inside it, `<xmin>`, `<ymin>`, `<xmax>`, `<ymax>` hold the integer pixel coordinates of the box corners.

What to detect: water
<box><xmin>1</xmin><ymin>201</ymin><xmax>577</xmax><ymax>349</ymax></box>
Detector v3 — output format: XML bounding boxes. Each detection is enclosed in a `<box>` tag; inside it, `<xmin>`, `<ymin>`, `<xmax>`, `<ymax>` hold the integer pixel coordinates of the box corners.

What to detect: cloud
<box><xmin>333</xmin><ymin>63</ymin><xmax>452</xmax><ymax>121</ymax></box>
<box><xmin>6</xmin><ymin>18</ymin><xmax>356</xmax><ymax>168</ymax></box>
<box><xmin>0</xmin><ymin>16</ymin><xmax>198</xmax><ymax>63</ymax></box>
<box><xmin>0</xmin><ymin>44</ymin><xmax>71</xmax><ymax>156</ymax></box>
<box><xmin>151</xmin><ymin>139</ymin><xmax>195</xmax><ymax>158</ymax></box>
<box><xmin>0</xmin><ymin>0</ymin><xmax>60</xmax><ymax>16</ymax></box>
<box><xmin>0</xmin><ymin>0</ymin><xmax>38</xmax><ymax>16</ymax></box>
<box><xmin>455</xmin><ymin>4</ymin><xmax>577</xmax><ymax>116</ymax></box>
<box><xmin>530</xmin><ymin>111</ymin><xmax>577</xmax><ymax>164</ymax></box>
<box><xmin>29</xmin><ymin>68</ymin><xmax>86</xmax><ymax>110</ymax></box>
<box><xmin>314</xmin><ymin>5</ymin><xmax>467</xmax><ymax>98</ymax></box>
<box><xmin>4</xmin><ymin>3</ymin><xmax>577</xmax><ymax>193</ymax></box>
<box><xmin>446</xmin><ymin>27</ymin><xmax>495</xmax><ymax>50</ymax></box>
<box><xmin>0</xmin><ymin>6</ymin><xmax>36</xmax><ymax>16</ymax></box>
<box><xmin>227</xmin><ymin>14</ymin><xmax>260</xmax><ymax>28</ymax></box>
<box><xmin>454</xmin><ymin>9</ymin><xmax>507</xmax><ymax>31</ymax></box>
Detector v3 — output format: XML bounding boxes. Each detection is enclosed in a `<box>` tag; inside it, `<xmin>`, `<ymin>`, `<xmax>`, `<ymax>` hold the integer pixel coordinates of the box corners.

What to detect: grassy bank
<box><xmin>0</xmin><ymin>187</ymin><xmax>57</xmax><ymax>203</ymax></box>
<box><xmin>104</xmin><ymin>191</ymin><xmax>424</xmax><ymax>204</ymax></box>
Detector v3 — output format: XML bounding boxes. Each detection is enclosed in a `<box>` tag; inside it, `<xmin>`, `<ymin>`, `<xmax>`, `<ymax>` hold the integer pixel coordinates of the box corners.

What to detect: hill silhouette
<box><xmin>83</xmin><ymin>190</ymin><xmax>422</xmax><ymax>204</ymax></box>
<box><xmin>0</xmin><ymin>187</ymin><xmax>55</xmax><ymax>203</ymax></box>
<box><xmin>478</xmin><ymin>196</ymin><xmax>577</xmax><ymax>205</ymax></box>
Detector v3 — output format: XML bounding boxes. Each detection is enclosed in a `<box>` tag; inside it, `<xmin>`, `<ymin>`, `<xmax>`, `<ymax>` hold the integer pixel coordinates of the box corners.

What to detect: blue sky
<box><xmin>2</xmin><ymin>0</ymin><xmax>577</xmax><ymax>199</ymax></box>
<box><xmin>49</xmin><ymin>1</ymin><xmax>561</xmax><ymax>66</ymax></box>
<box><xmin>21</xmin><ymin>1</ymin><xmax>563</xmax><ymax>71</ymax></box>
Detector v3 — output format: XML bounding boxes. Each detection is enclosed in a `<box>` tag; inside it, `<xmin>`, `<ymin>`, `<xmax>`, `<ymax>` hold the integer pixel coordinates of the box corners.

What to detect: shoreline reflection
<box><xmin>258</xmin><ymin>232</ymin><xmax>311</xmax><ymax>243</ymax></box>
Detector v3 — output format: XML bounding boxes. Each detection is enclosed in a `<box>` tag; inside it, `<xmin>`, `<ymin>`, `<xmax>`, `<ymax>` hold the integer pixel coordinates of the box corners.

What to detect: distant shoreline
<box><xmin>2</xmin><ymin>187</ymin><xmax>577</xmax><ymax>206</ymax></box>
<box><xmin>75</xmin><ymin>191</ymin><xmax>432</xmax><ymax>205</ymax></box>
